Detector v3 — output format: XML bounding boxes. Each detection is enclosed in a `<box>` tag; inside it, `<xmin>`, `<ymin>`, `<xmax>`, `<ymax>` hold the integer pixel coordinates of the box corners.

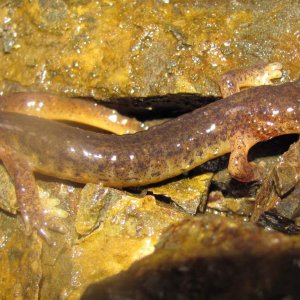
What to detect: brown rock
<box><xmin>82</xmin><ymin>216</ymin><xmax>300</xmax><ymax>300</ymax></box>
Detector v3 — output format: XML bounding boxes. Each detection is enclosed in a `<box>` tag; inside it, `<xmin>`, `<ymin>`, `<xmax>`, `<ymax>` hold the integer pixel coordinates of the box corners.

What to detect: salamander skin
<box><xmin>1</xmin><ymin>81</ymin><xmax>300</xmax><ymax>187</ymax></box>
<box><xmin>0</xmin><ymin>62</ymin><xmax>299</xmax><ymax>241</ymax></box>
<box><xmin>0</xmin><ymin>93</ymin><xmax>144</xmax><ymax>134</ymax></box>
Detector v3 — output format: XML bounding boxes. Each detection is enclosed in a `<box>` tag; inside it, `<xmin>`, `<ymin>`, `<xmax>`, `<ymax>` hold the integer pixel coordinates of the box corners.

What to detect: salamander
<box><xmin>0</xmin><ymin>62</ymin><xmax>299</xmax><ymax>241</ymax></box>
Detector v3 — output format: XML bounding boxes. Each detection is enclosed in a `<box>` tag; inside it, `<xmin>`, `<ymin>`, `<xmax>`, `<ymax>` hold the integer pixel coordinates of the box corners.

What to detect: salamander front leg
<box><xmin>228</xmin><ymin>134</ymin><xmax>263</xmax><ymax>182</ymax></box>
<box><xmin>219</xmin><ymin>62</ymin><xmax>283</xmax><ymax>98</ymax></box>
<box><xmin>0</xmin><ymin>147</ymin><xmax>66</xmax><ymax>244</ymax></box>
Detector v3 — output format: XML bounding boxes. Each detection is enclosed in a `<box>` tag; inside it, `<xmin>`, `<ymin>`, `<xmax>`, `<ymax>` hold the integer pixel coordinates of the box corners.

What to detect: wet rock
<box><xmin>252</xmin><ymin>140</ymin><xmax>300</xmax><ymax>233</ymax></box>
<box><xmin>66</xmin><ymin>183</ymin><xmax>186</xmax><ymax>298</ymax></box>
<box><xmin>0</xmin><ymin>213</ymin><xmax>42</xmax><ymax>299</ymax></box>
<box><xmin>82</xmin><ymin>216</ymin><xmax>300</xmax><ymax>300</ymax></box>
<box><xmin>0</xmin><ymin>1</ymin><xmax>299</xmax><ymax>298</ymax></box>
<box><xmin>0</xmin><ymin>0</ymin><xmax>299</xmax><ymax>111</ymax></box>
<box><xmin>148</xmin><ymin>173</ymin><xmax>213</xmax><ymax>214</ymax></box>
<box><xmin>207</xmin><ymin>190</ymin><xmax>254</xmax><ymax>216</ymax></box>
<box><xmin>0</xmin><ymin>164</ymin><xmax>17</xmax><ymax>214</ymax></box>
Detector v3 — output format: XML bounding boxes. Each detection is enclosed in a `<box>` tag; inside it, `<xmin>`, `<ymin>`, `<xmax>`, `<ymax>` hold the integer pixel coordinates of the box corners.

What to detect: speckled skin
<box><xmin>1</xmin><ymin>81</ymin><xmax>300</xmax><ymax>186</ymax></box>
<box><xmin>0</xmin><ymin>63</ymin><xmax>299</xmax><ymax>241</ymax></box>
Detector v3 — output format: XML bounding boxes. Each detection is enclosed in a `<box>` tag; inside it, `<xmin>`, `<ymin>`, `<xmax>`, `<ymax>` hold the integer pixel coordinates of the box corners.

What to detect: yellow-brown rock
<box><xmin>0</xmin><ymin>0</ymin><xmax>299</xmax><ymax>101</ymax></box>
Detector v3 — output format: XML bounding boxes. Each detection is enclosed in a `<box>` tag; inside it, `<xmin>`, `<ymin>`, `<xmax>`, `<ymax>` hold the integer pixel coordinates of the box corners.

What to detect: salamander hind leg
<box><xmin>228</xmin><ymin>133</ymin><xmax>263</xmax><ymax>182</ymax></box>
<box><xmin>0</xmin><ymin>146</ymin><xmax>66</xmax><ymax>244</ymax></box>
<box><xmin>219</xmin><ymin>62</ymin><xmax>283</xmax><ymax>98</ymax></box>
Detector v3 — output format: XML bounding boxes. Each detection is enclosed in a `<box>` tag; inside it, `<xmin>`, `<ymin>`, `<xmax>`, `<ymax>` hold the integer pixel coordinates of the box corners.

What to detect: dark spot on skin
<box><xmin>151</xmin><ymin>172</ymin><xmax>161</xmax><ymax>177</ymax></box>
<box><xmin>1</xmin><ymin>80</ymin><xmax>299</xmax><ymax>188</ymax></box>
<box><xmin>56</xmin><ymin>164</ymin><xmax>64</xmax><ymax>174</ymax></box>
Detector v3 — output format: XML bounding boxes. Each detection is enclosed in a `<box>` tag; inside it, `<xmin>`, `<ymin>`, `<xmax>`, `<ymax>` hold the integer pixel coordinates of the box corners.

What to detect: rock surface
<box><xmin>0</xmin><ymin>1</ymin><xmax>299</xmax><ymax>299</ymax></box>
<box><xmin>0</xmin><ymin>0</ymin><xmax>299</xmax><ymax>106</ymax></box>
<box><xmin>82</xmin><ymin>216</ymin><xmax>300</xmax><ymax>300</ymax></box>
